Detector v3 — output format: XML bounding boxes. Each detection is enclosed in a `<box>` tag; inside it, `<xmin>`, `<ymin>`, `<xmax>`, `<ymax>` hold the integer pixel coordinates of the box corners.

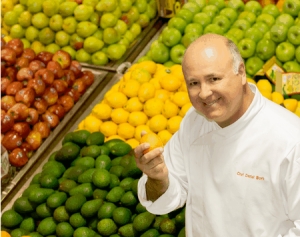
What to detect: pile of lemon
<box><xmin>247</xmin><ymin>78</ymin><xmax>300</xmax><ymax>117</ymax></box>
<box><xmin>77</xmin><ymin>61</ymin><xmax>192</xmax><ymax>148</ymax></box>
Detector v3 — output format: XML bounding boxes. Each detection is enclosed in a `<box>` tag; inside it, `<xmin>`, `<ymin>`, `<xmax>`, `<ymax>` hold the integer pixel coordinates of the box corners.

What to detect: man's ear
<box><xmin>239</xmin><ymin>63</ymin><xmax>247</xmax><ymax>85</ymax></box>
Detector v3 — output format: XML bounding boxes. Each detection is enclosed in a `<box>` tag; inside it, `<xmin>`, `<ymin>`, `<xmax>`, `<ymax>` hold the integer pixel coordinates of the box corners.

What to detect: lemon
<box><xmin>260</xmin><ymin>90</ymin><xmax>272</xmax><ymax>100</ymax></box>
<box><xmin>170</xmin><ymin>64</ymin><xmax>184</xmax><ymax>81</ymax></box>
<box><xmin>119</xmin><ymin>79</ymin><xmax>141</xmax><ymax>98</ymax></box>
<box><xmin>167</xmin><ymin>116</ymin><xmax>183</xmax><ymax>134</ymax></box>
<box><xmin>126</xmin><ymin>138</ymin><xmax>140</xmax><ymax>149</ymax></box>
<box><xmin>1</xmin><ymin>231</ymin><xmax>11</xmax><ymax>237</ymax></box>
<box><xmin>136</xmin><ymin>60</ymin><xmax>157</xmax><ymax>75</ymax></box>
<box><xmin>3</xmin><ymin>35</ymin><xmax>12</xmax><ymax>43</ymax></box>
<box><xmin>160</xmin><ymin>74</ymin><xmax>182</xmax><ymax>92</ymax></box>
<box><xmin>1</xmin><ymin>28</ymin><xmax>9</xmax><ymax>36</ymax></box>
<box><xmin>130</xmin><ymin>68</ymin><xmax>152</xmax><ymax>83</ymax></box>
<box><xmin>84</xmin><ymin>115</ymin><xmax>102</xmax><ymax>132</ymax></box>
<box><xmin>149</xmin><ymin>77</ymin><xmax>162</xmax><ymax>90</ymax></box>
<box><xmin>123</xmin><ymin>97</ymin><xmax>143</xmax><ymax>112</ymax></box>
<box><xmin>128</xmin><ymin>111</ymin><xmax>148</xmax><ymax>127</ymax></box>
<box><xmin>178</xmin><ymin>82</ymin><xmax>187</xmax><ymax>92</ymax></box>
<box><xmin>127</xmin><ymin>63</ymin><xmax>138</xmax><ymax>72</ymax></box>
<box><xmin>179</xmin><ymin>102</ymin><xmax>192</xmax><ymax>117</ymax></box>
<box><xmin>111</xmin><ymin>82</ymin><xmax>120</xmax><ymax>92</ymax></box>
<box><xmin>157</xmin><ymin>130</ymin><xmax>172</xmax><ymax>145</ymax></box>
<box><xmin>294</xmin><ymin>106</ymin><xmax>300</xmax><ymax>118</ymax></box>
<box><xmin>257</xmin><ymin>79</ymin><xmax>272</xmax><ymax>92</ymax></box>
<box><xmin>138</xmin><ymin>82</ymin><xmax>156</xmax><ymax>103</ymax></box>
<box><xmin>100</xmin><ymin>121</ymin><xmax>118</xmax><ymax>137</ymax></box>
<box><xmin>283</xmin><ymin>99</ymin><xmax>298</xmax><ymax>112</ymax></box>
<box><xmin>148</xmin><ymin>114</ymin><xmax>168</xmax><ymax>133</ymax></box>
<box><xmin>1</xmin><ymin>0</ymin><xmax>14</xmax><ymax>15</ymax></box>
<box><xmin>92</xmin><ymin>103</ymin><xmax>112</xmax><ymax>120</ymax></box>
<box><xmin>134</xmin><ymin>124</ymin><xmax>152</xmax><ymax>141</ymax></box>
<box><xmin>172</xmin><ymin>91</ymin><xmax>190</xmax><ymax>107</ymax></box>
<box><xmin>271</xmin><ymin>91</ymin><xmax>284</xmax><ymax>105</ymax></box>
<box><xmin>247</xmin><ymin>78</ymin><xmax>256</xmax><ymax>85</ymax></box>
<box><xmin>123</xmin><ymin>70</ymin><xmax>132</xmax><ymax>82</ymax></box>
<box><xmin>111</xmin><ymin>108</ymin><xmax>129</xmax><ymax>124</ymax></box>
<box><xmin>105</xmin><ymin>91</ymin><xmax>128</xmax><ymax>109</ymax></box>
<box><xmin>77</xmin><ymin>120</ymin><xmax>85</xmax><ymax>130</ymax></box>
<box><xmin>117</xmin><ymin>123</ymin><xmax>135</xmax><ymax>139</ymax></box>
<box><xmin>105</xmin><ymin>135</ymin><xmax>125</xmax><ymax>142</ymax></box>
<box><xmin>162</xmin><ymin>100</ymin><xmax>179</xmax><ymax>118</ymax></box>
<box><xmin>143</xmin><ymin>98</ymin><xmax>164</xmax><ymax>117</ymax></box>
<box><xmin>154</xmin><ymin>89</ymin><xmax>170</xmax><ymax>102</ymax></box>
<box><xmin>153</xmin><ymin>66</ymin><xmax>171</xmax><ymax>79</ymax></box>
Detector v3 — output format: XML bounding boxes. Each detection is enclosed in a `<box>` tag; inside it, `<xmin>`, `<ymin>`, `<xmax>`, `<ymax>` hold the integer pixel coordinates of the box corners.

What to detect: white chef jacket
<box><xmin>138</xmin><ymin>84</ymin><xmax>300</xmax><ymax>237</ymax></box>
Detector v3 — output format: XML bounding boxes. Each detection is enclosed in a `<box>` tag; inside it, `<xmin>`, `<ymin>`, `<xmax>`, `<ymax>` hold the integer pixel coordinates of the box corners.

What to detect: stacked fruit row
<box><xmin>140</xmin><ymin>0</ymin><xmax>300</xmax><ymax>77</ymax></box>
<box><xmin>1</xmin><ymin>38</ymin><xmax>95</xmax><ymax>167</ymax></box>
<box><xmin>1</xmin><ymin>130</ymin><xmax>185</xmax><ymax>237</ymax></box>
<box><xmin>1</xmin><ymin>0</ymin><xmax>157</xmax><ymax>65</ymax></box>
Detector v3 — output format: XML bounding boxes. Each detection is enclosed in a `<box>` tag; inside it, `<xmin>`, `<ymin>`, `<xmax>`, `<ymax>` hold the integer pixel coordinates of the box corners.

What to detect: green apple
<box><xmin>125</xmin><ymin>6</ymin><xmax>140</xmax><ymax>25</ymax></box>
<box><xmin>244</xmin><ymin>0</ymin><xmax>262</xmax><ymax>16</ymax></box>
<box><xmin>76</xmin><ymin>21</ymin><xmax>98</xmax><ymax>38</ymax></box>
<box><xmin>184</xmin><ymin>23</ymin><xmax>203</xmax><ymax>35</ymax></box>
<box><xmin>27</xmin><ymin>0</ymin><xmax>43</xmax><ymax>13</ymax></box>
<box><xmin>212</xmin><ymin>15</ymin><xmax>231</xmax><ymax>33</ymax></box>
<box><xmin>118</xmin><ymin>36</ymin><xmax>130</xmax><ymax>48</ymax></box>
<box><xmin>252</xmin><ymin>22</ymin><xmax>269</xmax><ymax>35</ymax></box>
<box><xmin>188</xmin><ymin>0</ymin><xmax>206</xmax><ymax>10</ymax></box>
<box><xmin>74</xmin><ymin>5</ymin><xmax>93</xmax><ymax>21</ymax></box>
<box><xmin>82</xmin><ymin>0</ymin><xmax>98</xmax><ymax>8</ymax></box>
<box><xmin>111</xmin><ymin>6</ymin><xmax>122</xmax><ymax>20</ymax></box>
<box><xmin>256</xmin><ymin>13</ymin><xmax>275</xmax><ymax>28</ymax></box>
<box><xmin>119</xmin><ymin>0</ymin><xmax>132</xmax><ymax>12</ymax></box>
<box><xmin>10</xmin><ymin>24</ymin><xmax>25</xmax><ymax>38</ymax></box>
<box><xmin>89</xmin><ymin>12</ymin><xmax>100</xmax><ymax>25</ymax></box>
<box><xmin>38</xmin><ymin>27</ymin><xmax>55</xmax><ymax>45</ymax></box>
<box><xmin>176</xmin><ymin>8</ymin><xmax>194</xmax><ymax>24</ymax></box>
<box><xmin>134</xmin><ymin>0</ymin><xmax>147</xmax><ymax>13</ymax></box>
<box><xmin>245</xmin><ymin>56</ymin><xmax>264</xmax><ymax>76</ymax></box>
<box><xmin>219</xmin><ymin>7</ymin><xmax>238</xmax><ymax>24</ymax></box>
<box><xmin>129</xmin><ymin>23</ymin><xmax>141</xmax><ymax>38</ymax></box>
<box><xmin>106</xmin><ymin>44</ymin><xmax>126</xmax><ymax>60</ymax></box>
<box><xmin>262</xmin><ymin>4</ymin><xmax>280</xmax><ymax>19</ymax></box>
<box><xmin>13</xmin><ymin>4</ymin><xmax>26</xmax><ymax>16</ymax></box>
<box><xmin>114</xmin><ymin>20</ymin><xmax>128</xmax><ymax>35</ymax></box>
<box><xmin>204</xmin><ymin>24</ymin><xmax>223</xmax><ymax>35</ymax></box>
<box><xmin>263</xmin><ymin>31</ymin><xmax>271</xmax><ymax>40</ymax></box>
<box><xmin>256</xmin><ymin>38</ymin><xmax>276</xmax><ymax>61</ymax></box>
<box><xmin>193</xmin><ymin>12</ymin><xmax>211</xmax><ymax>29</ymax></box>
<box><xmin>287</xmin><ymin>25</ymin><xmax>300</xmax><ymax>46</ymax></box>
<box><xmin>25</xmin><ymin>26</ymin><xmax>39</xmax><ymax>42</ymax></box>
<box><xmin>31</xmin><ymin>12</ymin><xmax>49</xmax><ymax>29</ymax></box>
<box><xmin>227</xmin><ymin>0</ymin><xmax>244</xmax><ymax>14</ymax></box>
<box><xmin>70</xmin><ymin>33</ymin><xmax>84</xmax><ymax>50</ymax></box>
<box><xmin>202</xmin><ymin>5</ymin><xmax>219</xmax><ymax>19</ymax></box>
<box><xmin>55</xmin><ymin>30</ymin><xmax>70</xmax><ymax>47</ymax></box>
<box><xmin>3</xmin><ymin>11</ymin><xmax>19</xmax><ymax>26</ymax></box>
<box><xmin>83</xmin><ymin>36</ymin><xmax>104</xmax><ymax>53</ymax></box>
<box><xmin>282</xmin><ymin>0</ymin><xmax>300</xmax><ymax>17</ymax></box>
<box><xmin>238</xmin><ymin>38</ymin><xmax>256</xmax><ymax>59</ymax></box>
<box><xmin>270</xmin><ymin>24</ymin><xmax>288</xmax><ymax>43</ymax></box>
<box><xmin>137</xmin><ymin>13</ymin><xmax>150</xmax><ymax>28</ymax></box>
<box><xmin>227</xmin><ymin>28</ymin><xmax>244</xmax><ymax>41</ymax></box>
<box><xmin>170</xmin><ymin>44</ymin><xmax>186</xmax><ymax>64</ymax></box>
<box><xmin>124</xmin><ymin>30</ymin><xmax>134</xmax><ymax>43</ymax></box>
<box><xmin>276</xmin><ymin>42</ymin><xmax>295</xmax><ymax>63</ymax></box>
<box><xmin>62</xmin><ymin>16</ymin><xmax>77</xmax><ymax>35</ymax></box>
<box><xmin>103</xmin><ymin>27</ymin><xmax>120</xmax><ymax>44</ymax></box>
<box><xmin>58</xmin><ymin>1</ymin><xmax>78</xmax><ymax>18</ymax></box>
<box><xmin>146</xmin><ymin>2</ymin><xmax>157</xmax><ymax>20</ymax></box>
<box><xmin>207</xmin><ymin>0</ymin><xmax>225</xmax><ymax>10</ymax></box>
<box><xmin>45</xmin><ymin>43</ymin><xmax>60</xmax><ymax>54</ymax></box>
<box><xmin>100</xmin><ymin>12</ymin><xmax>118</xmax><ymax>29</ymax></box>
<box><xmin>296</xmin><ymin>46</ymin><xmax>300</xmax><ymax>63</ymax></box>
<box><xmin>224</xmin><ymin>33</ymin><xmax>239</xmax><ymax>46</ymax></box>
<box><xmin>182</xmin><ymin>2</ymin><xmax>201</xmax><ymax>14</ymax></box>
<box><xmin>18</xmin><ymin>11</ymin><xmax>32</xmax><ymax>27</ymax></box>
<box><xmin>150</xmin><ymin>41</ymin><xmax>170</xmax><ymax>63</ymax></box>
<box><xmin>21</xmin><ymin>38</ymin><xmax>31</xmax><ymax>48</ymax></box>
<box><xmin>75</xmin><ymin>48</ymin><xmax>91</xmax><ymax>63</ymax></box>
<box><xmin>168</xmin><ymin>17</ymin><xmax>188</xmax><ymax>34</ymax></box>
<box><xmin>95</xmin><ymin>0</ymin><xmax>118</xmax><ymax>12</ymax></box>
<box><xmin>31</xmin><ymin>40</ymin><xmax>45</xmax><ymax>54</ymax></box>
<box><xmin>42</xmin><ymin>0</ymin><xmax>59</xmax><ymax>17</ymax></box>
<box><xmin>244</xmin><ymin>27</ymin><xmax>263</xmax><ymax>43</ymax></box>
<box><xmin>91</xmin><ymin>51</ymin><xmax>108</xmax><ymax>65</ymax></box>
<box><xmin>49</xmin><ymin>14</ymin><xmax>63</xmax><ymax>32</ymax></box>
<box><xmin>283</xmin><ymin>61</ymin><xmax>300</xmax><ymax>72</ymax></box>
<box><xmin>238</xmin><ymin>11</ymin><xmax>256</xmax><ymax>25</ymax></box>
<box><xmin>276</xmin><ymin>13</ymin><xmax>294</xmax><ymax>28</ymax></box>
<box><xmin>161</xmin><ymin>27</ymin><xmax>182</xmax><ymax>47</ymax></box>
<box><xmin>232</xmin><ymin>19</ymin><xmax>251</xmax><ymax>32</ymax></box>
<box><xmin>164</xmin><ymin>61</ymin><xmax>175</xmax><ymax>67</ymax></box>
<box><xmin>61</xmin><ymin>46</ymin><xmax>76</xmax><ymax>60</ymax></box>
<box><xmin>137</xmin><ymin>55</ymin><xmax>152</xmax><ymax>63</ymax></box>
<box><xmin>93</xmin><ymin>29</ymin><xmax>103</xmax><ymax>40</ymax></box>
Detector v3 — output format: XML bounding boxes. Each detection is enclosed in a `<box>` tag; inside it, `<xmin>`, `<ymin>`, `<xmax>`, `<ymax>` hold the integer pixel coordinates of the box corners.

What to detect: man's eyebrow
<box><xmin>203</xmin><ymin>73</ymin><xmax>219</xmax><ymax>79</ymax></box>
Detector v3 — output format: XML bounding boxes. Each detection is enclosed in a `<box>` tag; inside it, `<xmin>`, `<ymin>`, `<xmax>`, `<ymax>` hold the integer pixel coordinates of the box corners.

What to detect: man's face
<box><xmin>183</xmin><ymin>43</ymin><xmax>247</xmax><ymax>127</ymax></box>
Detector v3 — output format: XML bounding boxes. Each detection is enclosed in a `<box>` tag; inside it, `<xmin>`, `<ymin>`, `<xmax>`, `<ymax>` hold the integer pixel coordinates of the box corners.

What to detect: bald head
<box><xmin>182</xmin><ymin>34</ymin><xmax>243</xmax><ymax>75</ymax></box>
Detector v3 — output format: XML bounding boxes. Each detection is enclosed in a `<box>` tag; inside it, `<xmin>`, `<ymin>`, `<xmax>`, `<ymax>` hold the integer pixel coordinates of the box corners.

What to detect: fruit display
<box><xmin>1</xmin><ymin>0</ymin><xmax>158</xmax><ymax>65</ymax></box>
<box><xmin>1</xmin><ymin>38</ymin><xmax>95</xmax><ymax>168</ymax></box>
<box><xmin>1</xmin><ymin>129</ymin><xmax>186</xmax><ymax>237</ymax></box>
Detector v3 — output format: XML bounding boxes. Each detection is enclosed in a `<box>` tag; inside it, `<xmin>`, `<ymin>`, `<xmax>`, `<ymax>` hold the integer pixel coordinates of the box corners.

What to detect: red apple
<box><xmin>33</xmin><ymin>98</ymin><xmax>48</xmax><ymax>114</ymax></box>
<box><xmin>1</xmin><ymin>77</ymin><xmax>11</xmax><ymax>94</ymax></box>
<box><xmin>15</xmin><ymin>57</ymin><xmax>30</xmax><ymax>70</ymax></box>
<box><xmin>22</xmin><ymin>48</ymin><xmax>36</xmax><ymax>62</ymax></box>
<box><xmin>27</xmin><ymin>78</ymin><xmax>46</xmax><ymax>96</ymax></box>
<box><xmin>2</xmin><ymin>130</ymin><xmax>23</xmax><ymax>151</ymax></box>
<box><xmin>26</xmin><ymin>130</ymin><xmax>42</xmax><ymax>150</ymax></box>
<box><xmin>81</xmin><ymin>70</ymin><xmax>94</xmax><ymax>86</ymax></box>
<box><xmin>28</xmin><ymin>60</ymin><xmax>46</xmax><ymax>74</ymax></box>
<box><xmin>72</xmin><ymin>78</ymin><xmax>86</xmax><ymax>95</ymax></box>
<box><xmin>15</xmin><ymin>87</ymin><xmax>36</xmax><ymax>107</ymax></box>
<box><xmin>6</xmin><ymin>38</ymin><xmax>24</xmax><ymax>57</ymax></box>
<box><xmin>5</xmin><ymin>66</ymin><xmax>18</xmax><ymax>81</ymax></box>
<box><xmin>47</xmin><ymin>61</ymin><xmax>64</xmax><ymax>79</ymax></box>
<box><xmin>69</xmin><ymin>60</ymin><xmax>83</xmax><ymax>78</ymax></box>
<box><xmin>62</xmin><ymin>69</ymin><xmax>76</xmax><ymax>87</ymax></box>
<box><xmin>48</xmin><ymin>104</ymin><xmax>66</xmax><ymax>120</ymax></box>
<box><xmin>1</xmin><ymin>110</ymin><xmax>14</xmax><ymax>133</ymax></box>
<box><xmin>36</xmin><ymin>51</ymin><xmax>54</xmax><ymax>65</ymax></box>
<box><xmin>26</xmin><ymin>108</ymin><xmax>39</xmax><ymax>125</ymax></box>
<box><xmin>58</xmin><ymin>94</ymin><xmax>74</xmax><ymax>112</ymax></box>
<box><xmin>6</xmin><ymin>81</ymin><xmax>23</xmax><ymax>96</ymax></box>
<box><xmin>20</xmin><ymin>142</ymin><xmax>33</xmax><ymax>158</ymax></box>
<box><xmin>1</xmin><ymin>95</ymin><xmax>16</xmax><ymax>111</ymax></box>
<box><xmin>12</xmin><ymin>122</ymin><xmax>31</xmax><ymax>139</ymax></box>
<box><xmin>9</xmin><ymin>148</ymin><xmax>28</xmax><ymax>167</ymax></box>
<box><xmin>52</xmin><ymin>79</ymin><xmax>68</xmax><ymax>96</ymax></box>
<box><xmin>7</xmin><ymin>103</ymin><xmax>29</xmax><ymax>121</ymax></box>
<box><xmin>1</xmin><ymin>48</ymin><xmax>17</xmax><ymax>66</ymax></box>
<box><xmin>33</xmin><ymin>121</ymin><xmax>51</xmax><ymax>138</ymax></box>
<box><xmin>16</xmin><ymin>67</ymin><xmax>34</xmax><ymax>81</ymax></box>
<box><xmin>66</xmin><ymin>88</ymin><xmax>81</xmax><ymax>102</ymax></box>
<box><xmin>1</xmin><ymin>37</ymin><xmax>6</xmax><ymax>49</ymax></box>
<box><xmin>41</xmin><ymin>111</ymin><xmax>60</xmax><ymax>128</ymax></box>
<box><xmin>34</xmin><ymin>68</ymin><xmax>55</xmax><ymax>86</ymax></box>
<box><xmin>52</xmin><ymin>50</ymin><xmax>72</xmax><ymax>69</ymax></box>
<box><xmin>42</xmin><ymin>87</ymin><xmax>59</xmax><ymax>106</ymax></box>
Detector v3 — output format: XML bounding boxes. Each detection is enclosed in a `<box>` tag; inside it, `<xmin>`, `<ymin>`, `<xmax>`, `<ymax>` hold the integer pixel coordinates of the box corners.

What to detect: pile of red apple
<box><xmin>1</xmin><ymin>38</ymin><xmax>95</xmax><ymax>168</ymax></box>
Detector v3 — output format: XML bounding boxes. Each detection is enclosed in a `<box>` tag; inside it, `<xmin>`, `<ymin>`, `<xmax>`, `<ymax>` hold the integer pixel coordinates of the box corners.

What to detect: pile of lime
<box><xmin>1</xmin><ymin>130</ymin><xmax>186</xmax><ymax>237</ymax></box>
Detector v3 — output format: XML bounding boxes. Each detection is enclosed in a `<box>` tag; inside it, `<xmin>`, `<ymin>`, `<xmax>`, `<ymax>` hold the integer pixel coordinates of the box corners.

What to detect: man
<box><xmin>134</xmin><ymin>33</ymin><xmax>300</xmax><ymax>237</ymax></box>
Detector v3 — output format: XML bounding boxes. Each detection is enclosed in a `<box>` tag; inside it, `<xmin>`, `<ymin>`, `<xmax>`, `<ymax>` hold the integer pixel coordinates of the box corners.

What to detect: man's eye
<box><xmin>189</xmin><ymin>81</ymin><xmax>198</xmax><ymax>86</ymax></box>
<box><xmin>211</xmin><ymin>77</ymin><xmax>220</xmax><ymax>82</ymax></box>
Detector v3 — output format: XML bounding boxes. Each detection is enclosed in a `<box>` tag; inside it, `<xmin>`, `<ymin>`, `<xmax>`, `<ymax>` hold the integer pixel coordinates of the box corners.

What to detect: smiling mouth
<box><xmin>203</xmin><ymin>98</ymin><xmax>220</xmax><ymax>106</ymax></box>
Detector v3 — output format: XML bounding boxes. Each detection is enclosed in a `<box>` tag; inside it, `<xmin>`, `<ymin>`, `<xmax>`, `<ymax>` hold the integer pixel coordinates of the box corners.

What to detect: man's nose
<box><xmin>198</xmin><ymin>83</ymin><xmax>213</xmax><ymax>100</ymax></box>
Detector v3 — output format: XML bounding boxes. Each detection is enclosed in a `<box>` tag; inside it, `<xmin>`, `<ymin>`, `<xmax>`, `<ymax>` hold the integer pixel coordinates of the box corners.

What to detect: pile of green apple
<box><xmin>2</xmin><ymin>0</ymin><xmax>157</xmax><ymax>66</ymax></box>
<box><xmin>141</xmin><ymin>0</ymin><xmax>300</xmax><ymax>77</ymax></box>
